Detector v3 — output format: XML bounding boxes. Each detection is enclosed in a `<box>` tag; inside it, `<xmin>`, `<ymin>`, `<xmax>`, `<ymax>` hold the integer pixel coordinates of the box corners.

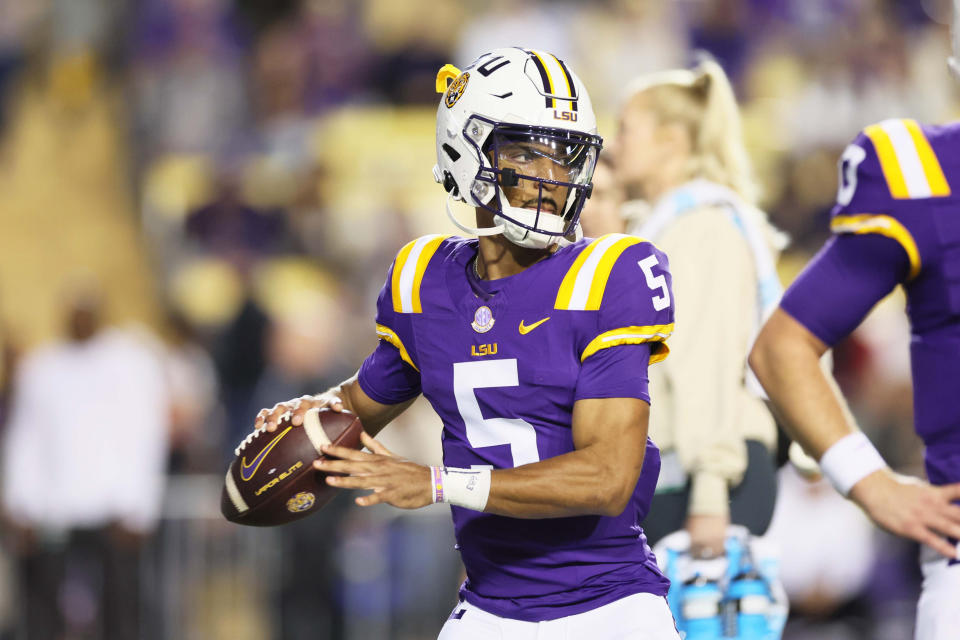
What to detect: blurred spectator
<box><xmin>573</xmin><ymin>0</ymin><xmax>688</xmax><ymax>111</ymax></box>
<box><xmin>213</xmin><ymin>293</ymin><xmax>270</xmax><ymax>452</ymax></box>
<box><xmin>0</xmin><ymin>2</ymin><xmax>41</xmax><ymax>135</ymax></box>
<box><xmin>247</xmin><ymin>296</ymin><xmax>354</xmax><ymax>640</ymax></box>
<box><xmin>163</xmin><ymin>310</ymin><xmax>220</xmax><ymax>473</ymax></box>
<box><xmin>0</xmin><ymin>288</ymin><xmax>169</xmax><ymax>639</ymax></box>
<box><xmin>183</xmin><ymin>168</ymin><xmax>289</xmax><ymax>266</ymax></box>
<box><xmin>686</xmin><ymin>0</ymin><xmax>754</xmax><ymax>84</ymax></box>
<box><xmin>455</xmin><ymin>0</ymin><xmax>572</xmax><ymax>66</ymax></box>
<box><xmin>764</xmin><ymin>464</ymin><xmax>878</xmax><ymax>640</ymax></box>
<box><xmin>579</xmin><ymin>154</ymin><xmax>625</xmax><ymax>238</ymax></box>
<box><xmin>0</xmin><ymin>321</ymin><xmax>15</xmax><ymax>639</ymax></box>
<box><xmin>131</xmin><ymin>0</ymin><xmax>250</xmax><ymax>159</ymax></box>
<box><xmin>616</xmin><ymin>59</ymin><xmax>784</xmax><ymax>555</ymax></box>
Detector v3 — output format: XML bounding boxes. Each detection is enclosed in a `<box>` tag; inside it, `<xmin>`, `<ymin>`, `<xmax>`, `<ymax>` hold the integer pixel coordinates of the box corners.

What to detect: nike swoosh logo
<box><xmin>519</xmin><ymin>317</ymin><xmax>551</xmax><ymax>334</ymax></box>
<box><xmin>240</xmin><ymin>426</ymin><xmax>292</xmax><ymax>481</ymax></box>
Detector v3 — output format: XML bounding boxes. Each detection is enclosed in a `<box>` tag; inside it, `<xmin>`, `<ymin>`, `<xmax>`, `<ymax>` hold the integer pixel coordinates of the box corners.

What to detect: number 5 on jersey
<box><xmin>638</xmin><ymin>255</ymin><xmax>670</xmax><ymax>311</ymax></box>
<box><xmin>453</xmin><ymin>359</ymin><xmax>539</xmax><ymax>468</ymax></box>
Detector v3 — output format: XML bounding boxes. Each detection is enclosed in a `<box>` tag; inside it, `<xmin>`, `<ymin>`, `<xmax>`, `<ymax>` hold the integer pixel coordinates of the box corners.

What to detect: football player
<box><xmin>255</xmin><ymin>47</ymin><xmax>681</xmax><ymax>638</ymax></box>
<box><xmin>749</xmin><ymin>6</ymin><xmax>960</xmax><ymax>639</ymax></box>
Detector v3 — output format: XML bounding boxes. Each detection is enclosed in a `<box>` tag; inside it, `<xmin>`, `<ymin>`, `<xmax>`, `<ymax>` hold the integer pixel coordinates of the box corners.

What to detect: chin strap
<box><xmin>445</xmin><ymin>193</ymin><xmax>504</xmax><ymax>237</ymax></box>
<box><xmin>558</xmin><ymin>222</ymin><xmax>583</xmax><ymax>247</ymax></box>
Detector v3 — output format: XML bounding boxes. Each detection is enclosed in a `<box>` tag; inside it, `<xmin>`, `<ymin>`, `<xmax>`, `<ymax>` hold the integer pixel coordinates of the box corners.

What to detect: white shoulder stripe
<box><xmin>879</xmin><ymin>120</ymin><xmax>931</xmax><ymax>199</ymax></box>
<box><xmin>568</xmin><ymin>234</ymin><xmax>626</xmax><ymax>310</ymax></box>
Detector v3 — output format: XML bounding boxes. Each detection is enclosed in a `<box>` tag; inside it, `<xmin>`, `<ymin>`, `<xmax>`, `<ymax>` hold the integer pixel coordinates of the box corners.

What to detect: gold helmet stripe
<box><xmin>550</xmin><ymin>54</ymin><xmax>578</xmax><ymax>111</ymax></box>
<box><xmin>526</xmin><ymin>50</ymin><xmax>555</xmax><ymax>108</ymax></box>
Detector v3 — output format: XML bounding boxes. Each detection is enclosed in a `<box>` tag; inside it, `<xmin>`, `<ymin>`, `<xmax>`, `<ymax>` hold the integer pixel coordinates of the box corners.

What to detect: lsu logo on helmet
<box><xmin>445</xmin><ymin>72</ymin><xmax>470</xmax><ymax>108</ymax></box>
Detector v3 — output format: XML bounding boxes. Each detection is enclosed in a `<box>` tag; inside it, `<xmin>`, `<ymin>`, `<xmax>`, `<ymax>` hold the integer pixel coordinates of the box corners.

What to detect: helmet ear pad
<box><xmin>442</xmin><ymin>172</ymin><xmax>459</xmax><ymax>196</ymax></box>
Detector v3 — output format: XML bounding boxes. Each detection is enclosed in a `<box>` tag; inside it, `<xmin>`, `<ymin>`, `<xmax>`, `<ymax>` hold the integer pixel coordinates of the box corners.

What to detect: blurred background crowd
<box><xmin>0</xmin><ymin>0</ymin><xmax>955</xmax><ymax>639</ymax></box>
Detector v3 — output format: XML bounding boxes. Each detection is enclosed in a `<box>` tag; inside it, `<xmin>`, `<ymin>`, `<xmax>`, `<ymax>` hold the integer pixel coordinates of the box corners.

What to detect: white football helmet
<box><xmin>433</xmin><ymin>47</ymin><xmax>602</xmax><ymax>249</ymax></box>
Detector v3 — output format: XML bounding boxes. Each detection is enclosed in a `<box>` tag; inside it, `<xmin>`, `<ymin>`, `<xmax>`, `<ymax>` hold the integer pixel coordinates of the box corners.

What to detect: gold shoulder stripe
<box><xmin>375</xmin><ymin>323</ymin><xmax>419</xmax><ymax>372</ymax></box>
<box><xmin>580</xmin><ymin>324</ymin><xmax>675</xmax><ymax>363</ymax></box>
<box><xmin>555</xmin><ymin>234</ymin><xmax>646</xmax><ymax>310</ymax></box>
<box><xmin>831</xmin><ymin>214</ymin><xmax>921</xmax><ymax>280</ymax></box>
<box><xmin>864</xmin><ymin>120</ymin><xmax>950</xmax><ymax>199</ymax></box>
<box><xmin>391</xmin><ymin>235</ymin><xmax>449</xmax><ymax>313</ymax></box>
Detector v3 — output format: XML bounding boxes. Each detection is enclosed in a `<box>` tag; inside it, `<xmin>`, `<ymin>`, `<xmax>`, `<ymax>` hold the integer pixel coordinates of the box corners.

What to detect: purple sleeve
<box><xmin>574</xmin><ymin>343</ymin><xmax>652</xmax><ymax>403</ymax></box>
<box><xmin>357</xmin><ymin>340</ymin><xmax>422</xmax><ymax>405</ymax></box>
<box><xmin>780</xmin><ymin>233</ymin><xmax>909</xmax><ymax>346</ymax></box>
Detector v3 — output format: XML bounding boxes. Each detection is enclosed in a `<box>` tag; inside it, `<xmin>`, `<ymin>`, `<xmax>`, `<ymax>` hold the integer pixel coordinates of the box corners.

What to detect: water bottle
<box><xmin>680</xmin><ymin>575</ymin><xmax>724</xmax><ymax>639</ymax></box>
<box><xmin>725</xmin><ymin>568</ymin><xmax>771</xmax><ymax>639</ymax></box>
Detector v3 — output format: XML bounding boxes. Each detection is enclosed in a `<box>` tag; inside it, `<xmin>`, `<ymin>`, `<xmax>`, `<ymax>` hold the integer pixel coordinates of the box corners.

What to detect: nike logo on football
<box><xmin>519</xmin><ymin>317</ymin><xmax>550</xmax><ymax>334</ymax></box>
<box><xmin>240</xmin><ymin>426</ymin><xmax>292</xmax><ymax>481</ymax></box>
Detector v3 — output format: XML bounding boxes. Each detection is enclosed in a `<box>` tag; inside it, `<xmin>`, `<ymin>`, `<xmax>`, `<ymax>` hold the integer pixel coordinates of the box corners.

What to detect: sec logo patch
<box><xmin>445</xmin><ymin>72</ymin><xmax>469</xmax><ymax>108</ymax></box>
<box><xmin>471</xmin><ymin>305</ymin><xmax>495</xmax><ymax>333</ymax></box>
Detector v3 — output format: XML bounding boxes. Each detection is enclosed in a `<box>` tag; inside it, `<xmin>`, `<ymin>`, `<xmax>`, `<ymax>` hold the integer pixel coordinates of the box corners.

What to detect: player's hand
<box><xmin>255</xmin><ymin>392</ymin><xmax>344</xmax><ymax>433</ymax></box>
<box><xmin>850</xmin><ymin>469</ymin><xmax>960</xmax><ymax>559</ymax></box>
<box><xmin>685</xmin><ymin>513</ymin><xmax>729</xmax><ymax>558</ymax></box>
<box><xmin>315</xmin><ymin>432</ymin><xmax>432</xmax><ymax>509</ymax></box>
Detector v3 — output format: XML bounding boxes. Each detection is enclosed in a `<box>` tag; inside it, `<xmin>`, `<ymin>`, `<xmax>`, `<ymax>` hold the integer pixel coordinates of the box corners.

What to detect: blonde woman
<box><xmin>615</xmin><ymin>59</ymin><xmax>785</xmax><ymax>557</ymax></box>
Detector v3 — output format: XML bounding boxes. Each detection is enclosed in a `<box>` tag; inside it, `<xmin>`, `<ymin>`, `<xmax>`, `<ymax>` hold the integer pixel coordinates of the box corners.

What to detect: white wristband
<box><xmin>432</xmin><ymin>467</ymin><xmax>491</xmax><ymax>511</ymax></box>
<box><xmin>819</xmin><ymin>432</ymin><xmax>888</xmax><ymax>496</ymax></box>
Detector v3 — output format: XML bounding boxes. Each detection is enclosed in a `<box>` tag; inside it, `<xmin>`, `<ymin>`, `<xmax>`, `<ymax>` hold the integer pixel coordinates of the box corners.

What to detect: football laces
<box><xmin>235</xmin><ymin>410</ymin><xmax>293</xmax><ymax>456</ymax></box>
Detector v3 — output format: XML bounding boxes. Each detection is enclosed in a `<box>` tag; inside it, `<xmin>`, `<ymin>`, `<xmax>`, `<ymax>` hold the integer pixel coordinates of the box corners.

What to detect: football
<box><xmin>221</xmin><ymin>408</ymin><xmax>364</xmax><ymax>526</ymax></box>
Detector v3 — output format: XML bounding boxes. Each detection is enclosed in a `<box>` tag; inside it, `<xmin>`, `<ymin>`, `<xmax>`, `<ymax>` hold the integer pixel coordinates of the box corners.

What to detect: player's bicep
<box><xmin>780</xmin><ymin>234</ymin><xmax>908</xmax><ymax>347</ymax></box>
<box><xmin>576</xmin><ymin>343</ymin><xmax>653</xmax><ymax>403</ymax></box>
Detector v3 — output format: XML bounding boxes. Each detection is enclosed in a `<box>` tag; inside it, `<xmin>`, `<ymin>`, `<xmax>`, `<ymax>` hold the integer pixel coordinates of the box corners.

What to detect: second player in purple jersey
<box><xmin>778</xmin><ymin>119</ymin><xmax>960</xmax><ymax>486</ymax></box>
<box><xmin>358</xmin><ymin>234</ymin><xmax>673</xmax><ymax>619</ymax></box>
<box><xmin>750</xmin><ymin>117</ymin><xmax>960</xmax><ymax>570</ymax></box>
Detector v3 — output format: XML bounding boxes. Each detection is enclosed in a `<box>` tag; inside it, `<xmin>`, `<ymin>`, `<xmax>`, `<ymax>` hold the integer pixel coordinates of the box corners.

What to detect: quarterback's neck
<box><xmin>476</xmin><ymin>235</ymin><xmax>553</xmax><ymax>280</ymax></box>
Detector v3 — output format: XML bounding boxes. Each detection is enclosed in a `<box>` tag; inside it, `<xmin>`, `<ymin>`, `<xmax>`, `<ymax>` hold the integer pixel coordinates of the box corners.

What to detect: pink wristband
<box><xmin>431</xmin><ymin>466</ymin><xmax>444</xmax><ymax>504</ymax></box>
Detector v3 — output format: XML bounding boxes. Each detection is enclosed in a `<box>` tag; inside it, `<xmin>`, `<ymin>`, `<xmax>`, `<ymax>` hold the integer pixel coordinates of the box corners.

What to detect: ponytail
<box><xmin>624</xmin><ymin>58</ymin><xmax>759</xmax><ymax>204</ymax></box>
<box><xmin>693</xmin><ymin>60</ymin><xmax>758</xmax><ymax>204</ymax></box>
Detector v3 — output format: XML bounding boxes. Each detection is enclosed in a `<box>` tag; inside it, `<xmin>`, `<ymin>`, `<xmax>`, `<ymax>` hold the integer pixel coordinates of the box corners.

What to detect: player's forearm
<box><xmin>749</xmin><ymin>316</ymin><xmax>855</xmax><ymax>458</ymax></box>
<box><xmin>482</xmin><ymin>445</ymin><xmax>644</xmax><ymax>519</ymax></box>
<box><xmin>332</xmin><ymin>375</ymin><xmax>415</xmax><ymax>437</ymax></box>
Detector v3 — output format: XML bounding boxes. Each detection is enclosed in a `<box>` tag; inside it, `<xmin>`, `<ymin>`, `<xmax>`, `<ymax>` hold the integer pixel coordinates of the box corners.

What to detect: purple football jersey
<box><xmin>781</xmin><ymin>119</ymin><xmax>960</xmax><ymax>486</ymax></box>
<box><xmin>358</xmin><ymin>233</ymin><xmax>674</xmax><ymax>621</ymax></box>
